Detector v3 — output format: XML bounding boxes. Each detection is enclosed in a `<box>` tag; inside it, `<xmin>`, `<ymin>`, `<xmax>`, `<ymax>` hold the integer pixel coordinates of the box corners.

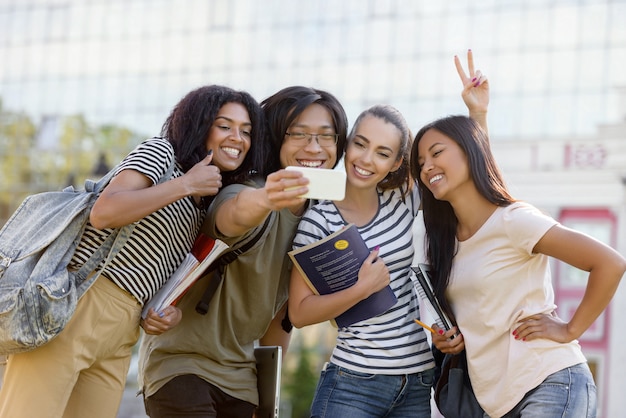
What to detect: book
<box><xmin>141</xmin><ymin>233</ymin><xmax>229</xmax><ymax>319</ymax></box>
<box><xmin>288</xmin><ymin>224</ymin><xmax>397</xmax><ymax>328</ymax></box>
<box><xmin>411</xmin><ymin>263</ymin><xmax>455</xmax><ymax>332</ymax></box>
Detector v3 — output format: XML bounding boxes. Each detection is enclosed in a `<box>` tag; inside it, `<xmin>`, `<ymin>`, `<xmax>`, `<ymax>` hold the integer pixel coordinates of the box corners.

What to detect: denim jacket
<box><xmin>0</xmin><ymin>160</ymin><xmax>174</xmax><ymax>355</ymax></box>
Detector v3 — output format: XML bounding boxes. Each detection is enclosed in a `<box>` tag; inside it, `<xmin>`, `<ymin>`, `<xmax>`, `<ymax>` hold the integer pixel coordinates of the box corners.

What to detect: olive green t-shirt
<box><xmin>138</xmin><ymin>179</ymin><xmax>302</xmax><ymax>405</ymax></box>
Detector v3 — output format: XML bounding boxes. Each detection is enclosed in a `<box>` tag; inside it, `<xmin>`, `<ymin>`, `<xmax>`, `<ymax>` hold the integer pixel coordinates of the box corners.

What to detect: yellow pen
<box><xmin>414</xmin><ymin>318</ymin><xmax>437</xmax><ymax>335</ymax></box>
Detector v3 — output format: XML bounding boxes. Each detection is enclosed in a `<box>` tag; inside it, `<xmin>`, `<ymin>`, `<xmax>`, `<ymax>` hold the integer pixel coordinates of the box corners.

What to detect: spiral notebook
<box><xmin>411</xmin><ymin>263</ymin><xmax>455</xmax><ymax>332</ymax></box>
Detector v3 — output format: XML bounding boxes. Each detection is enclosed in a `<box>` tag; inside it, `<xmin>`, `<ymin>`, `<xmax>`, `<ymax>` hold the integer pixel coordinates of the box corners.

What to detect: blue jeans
<box><xmin>502</xmin><ymin>363</ymin><xmax>597</xmax><ymax>418</ymax></box>
<box><xmin>310</xmin><ymin>363</ymin><xmax>434</xmax><ymax>418</ymax></box>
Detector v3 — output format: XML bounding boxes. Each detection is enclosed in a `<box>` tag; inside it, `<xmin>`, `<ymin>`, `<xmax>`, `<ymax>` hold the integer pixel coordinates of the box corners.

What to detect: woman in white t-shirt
<box><xmin>412</xmin><ymin>115</ymin><xmax>626</xmax><ymax>418</ymax></box>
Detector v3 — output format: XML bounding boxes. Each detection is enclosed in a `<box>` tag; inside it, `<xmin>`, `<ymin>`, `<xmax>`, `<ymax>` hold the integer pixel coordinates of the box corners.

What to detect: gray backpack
<box><xmin>0</xmin><ymin>160</ymin><xmax>174</xmax><ymax>355</ymax></box>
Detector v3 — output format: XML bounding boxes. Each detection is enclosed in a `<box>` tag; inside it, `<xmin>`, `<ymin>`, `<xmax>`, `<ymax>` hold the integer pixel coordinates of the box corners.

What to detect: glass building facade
<box><xmin>1</xmin><ymin>0</ymin><xmax>625</xmax><ymax>140</ymax></box>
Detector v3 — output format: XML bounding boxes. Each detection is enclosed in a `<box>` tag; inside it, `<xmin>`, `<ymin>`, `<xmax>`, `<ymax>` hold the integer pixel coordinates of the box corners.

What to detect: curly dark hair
<box><xmin>161</xmin><ymin>85</ymin><xmax>268</xmax><ymax>186</ymax></box>
<box><xmin>260</xmin><ymin>86</ymin><xmax>348</xmax><ymax>172</ymax></box>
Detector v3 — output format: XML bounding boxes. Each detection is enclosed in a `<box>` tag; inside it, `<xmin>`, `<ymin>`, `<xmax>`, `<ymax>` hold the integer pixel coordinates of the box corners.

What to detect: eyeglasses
<box><xmin>284</xmin><ymin>132</ymin><xmax>338</xmax><ymax>147</ymax></box>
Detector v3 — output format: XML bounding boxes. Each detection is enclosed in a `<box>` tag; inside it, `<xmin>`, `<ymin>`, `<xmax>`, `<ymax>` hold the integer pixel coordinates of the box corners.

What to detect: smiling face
<box><xmin>205</xmin><ymin>102</ymin><xmax>252</xmax><ymax>172</ymax></box>
<box><xmin>344</xmin><ymin>115</ymin><xmax>402</xmax><ymax>190</ymax></box>
<box><xmin>417</xmin><ymin>128</ymin><xmax>471</xmax><ymax>201</ymax></box>
<box><xmin>279</xmin><ymin>103</ymin><xmax>338</xmax><ymax>169</ymax></box>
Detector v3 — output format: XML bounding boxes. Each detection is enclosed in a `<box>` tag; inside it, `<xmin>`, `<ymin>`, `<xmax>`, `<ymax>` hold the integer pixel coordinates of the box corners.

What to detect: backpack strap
<box><xmin>195</xmin><ymin>214</ymin><xmax>272</xmax><ymax>315</ymax></box>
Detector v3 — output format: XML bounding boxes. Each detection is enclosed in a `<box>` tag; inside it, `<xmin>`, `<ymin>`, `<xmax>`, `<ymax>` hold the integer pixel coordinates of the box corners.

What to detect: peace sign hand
<box><xmin>455</xmin><ymin>49</ymin><xmax>489</xmax><ymax>116</ymax></box>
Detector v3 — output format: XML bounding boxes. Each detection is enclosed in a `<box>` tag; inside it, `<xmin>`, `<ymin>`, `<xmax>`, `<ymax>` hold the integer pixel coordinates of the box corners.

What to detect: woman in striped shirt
<box><xmin>288</xmin><ymin>103</ymin><xmax>435</xmax><ymax>417</ymax></box>
<box><xmin>0</xmin><ymin>85</ymin><xmax>266</xmax><ymax>418</ymax></box>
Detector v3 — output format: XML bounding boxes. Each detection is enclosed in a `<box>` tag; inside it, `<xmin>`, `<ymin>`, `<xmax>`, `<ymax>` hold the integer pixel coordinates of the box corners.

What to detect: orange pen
<box><xmin>414</xmin><ymin>318</ymin><xmax>437</xmax><ymax>335</ymax></box>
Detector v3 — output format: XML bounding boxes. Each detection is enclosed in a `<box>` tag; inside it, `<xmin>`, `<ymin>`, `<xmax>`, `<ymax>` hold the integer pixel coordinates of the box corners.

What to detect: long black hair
<box><xmin>260</xmin><ymin>86</ymin><xmax>348</xmax><ymax>172</ymax></box>
<box><xmin>410</xmin><ymin>115</ymin><xmax>514</xmax><ymax>318</ymax></box>
<box><xmin>161</xmin><ymin>85</ymin><xmax>267</xmax><ymax>186</ymax></box>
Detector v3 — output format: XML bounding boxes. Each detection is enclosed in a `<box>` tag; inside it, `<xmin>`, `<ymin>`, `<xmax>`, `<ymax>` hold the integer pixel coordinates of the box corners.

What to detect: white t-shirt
<box><xmin>449</xmin><ymin>201</ymin><xmax>587</xmax><ymax>417</ymax></box>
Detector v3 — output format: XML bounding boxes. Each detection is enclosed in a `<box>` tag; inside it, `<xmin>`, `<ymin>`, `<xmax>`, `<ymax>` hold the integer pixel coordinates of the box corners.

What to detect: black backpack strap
<box><xmin>195</xmin><ymin>214</ymin><xmax>272</xmax><ymax>315</ymax></box>
<box><xmin>281</xmin><ymin>306</ymin><xmax>293</xmax><ymax>333</ymax></box>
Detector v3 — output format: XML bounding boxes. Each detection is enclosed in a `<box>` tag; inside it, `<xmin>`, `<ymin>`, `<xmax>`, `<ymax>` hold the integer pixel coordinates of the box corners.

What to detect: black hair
<box><xmin>410</xmin><ymin>115</ymin><xmax>514</xmax><ymax>318</ymax></box>
<box><xmin>260</xmin><ymin>86</ymin><xmax>348</xmax><ymax>172</ymax></box>
<box><xmin>161</xmin><ymin>85</ymin><xmax>267</xmax><ymax>186</ymax></box>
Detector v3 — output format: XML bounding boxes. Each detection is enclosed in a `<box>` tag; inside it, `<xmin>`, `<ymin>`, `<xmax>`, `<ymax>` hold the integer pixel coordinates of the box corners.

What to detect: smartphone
<box><xmin>285</xmin><ymin>166</ymin><xmax>346</xmax><ymax>201</ymax></box>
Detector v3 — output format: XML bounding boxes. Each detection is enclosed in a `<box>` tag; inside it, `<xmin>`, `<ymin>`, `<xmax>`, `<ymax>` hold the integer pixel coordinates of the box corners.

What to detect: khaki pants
<box><xmin>0</xmin><ymin>276</ymin><xmax>141</xmax><ymax>418</ymax></box>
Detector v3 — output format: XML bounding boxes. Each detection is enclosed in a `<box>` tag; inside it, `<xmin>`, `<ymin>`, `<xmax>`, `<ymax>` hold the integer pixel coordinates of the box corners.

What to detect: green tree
<box><xmin>0</xmin><ymin>98</ymin><xmax>144</xmax><ymax>226</ymax></box>
<box><xmin>0</xmin><ymin>103</ymin><xmax>37</xmax><ymax>222</ymax></box>
<box><xmin>282</xmin><ymin>345</ymin><xmax>319</xmax><ymax>418</ymax></box>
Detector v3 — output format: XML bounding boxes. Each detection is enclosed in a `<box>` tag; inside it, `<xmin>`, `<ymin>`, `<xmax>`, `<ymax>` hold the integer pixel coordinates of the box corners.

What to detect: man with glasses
<box><xmin>138</xmin><ymin>86</ymin><xmax>348</xmax><ymax>418</ymax></box>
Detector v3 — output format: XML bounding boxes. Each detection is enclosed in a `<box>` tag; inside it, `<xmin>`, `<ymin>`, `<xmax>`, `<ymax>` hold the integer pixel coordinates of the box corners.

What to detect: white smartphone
<box><xmin>285</xmin><ymin>166</ymin><xmax>346</xmax><ymax>201</ymax></box>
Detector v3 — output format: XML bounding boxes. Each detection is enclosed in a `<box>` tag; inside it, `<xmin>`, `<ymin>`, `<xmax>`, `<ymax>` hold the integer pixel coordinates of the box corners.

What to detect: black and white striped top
<box><xmin>292</xmin><ymin>186</ymin><xmax>435</xmax><ymax>374</ymax></box>
<box><xmin>69</xmin><ymin>137</ymin><xmax>205</xmax><ymax>305</ymax></box>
